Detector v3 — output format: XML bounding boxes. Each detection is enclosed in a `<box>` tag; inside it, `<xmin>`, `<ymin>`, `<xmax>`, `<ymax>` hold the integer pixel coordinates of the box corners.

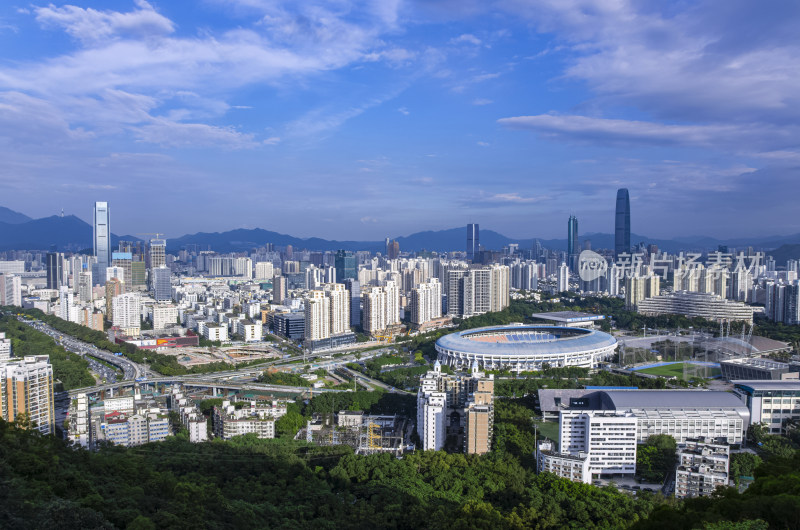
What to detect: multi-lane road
<box><xmin>17</xmin><ymin>316</ymin><xmax>143</xmax><ymax>381</ymax></box>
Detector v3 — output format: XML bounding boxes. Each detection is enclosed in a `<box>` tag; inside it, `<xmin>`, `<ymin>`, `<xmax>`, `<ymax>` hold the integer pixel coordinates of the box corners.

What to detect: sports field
<box><xmin>637</xmin><ymin>362</ymin><xmax>720</xmax><ymax>380</ymax></box>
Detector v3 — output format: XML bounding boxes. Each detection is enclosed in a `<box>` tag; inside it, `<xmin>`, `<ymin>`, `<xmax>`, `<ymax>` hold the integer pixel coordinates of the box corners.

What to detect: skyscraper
<box><xmin>614</xmin><ymin>189</ymin><xmax>630</xmax><ymax>260</ymax></box>
<box><xmin>93</xmin><ymin>202</ymin><xmax>111</xmax><ymax>285</ymax></box>
<box><xmin>567</xmin><ymin>215</ymin><xmax>578</xmax><ymax>257</ymax></box>
<box><xmin>149</xmin><ymin>239</ymin><xmax>166</xmax><ymax>270</ymax></box>
<box><xmin>466</xmin><ymin>223</ymin><xmax>479</xmax><ymax>262</ymax></box>
<box><xmin>334</xmin><ymin>250</ymin><xmax>356</xmax><ymax>282</ymax></box>
<box><xmin>46</xmin><ymin>252</ymin><xmax>63</xmax><ymax>290</ymax></box>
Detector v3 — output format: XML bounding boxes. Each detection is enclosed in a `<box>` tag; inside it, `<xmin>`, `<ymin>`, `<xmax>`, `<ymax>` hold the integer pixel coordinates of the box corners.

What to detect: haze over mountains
<box><xmin>2</xmin><ymin>205</ymin><xmax>800</xmax><ymax>258</ymax></box>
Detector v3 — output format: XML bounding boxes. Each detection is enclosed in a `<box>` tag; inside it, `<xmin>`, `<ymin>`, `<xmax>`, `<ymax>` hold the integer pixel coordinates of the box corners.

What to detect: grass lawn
<box><xmin>533</xmin><ymin>420</ymin><xmax>560</xmax><ymax>442</ymax></box>
<box><xmin>637</xmin><ymin>362</ymin><xmax>720</xmax><ymax>380</ymax></box>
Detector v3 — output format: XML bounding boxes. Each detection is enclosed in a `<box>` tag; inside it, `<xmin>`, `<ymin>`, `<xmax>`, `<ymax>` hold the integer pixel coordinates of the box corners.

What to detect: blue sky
<box><xmin>1</xmin><ymin>0</ymin><xmax>798</xmax><ymax>241</ymax></box>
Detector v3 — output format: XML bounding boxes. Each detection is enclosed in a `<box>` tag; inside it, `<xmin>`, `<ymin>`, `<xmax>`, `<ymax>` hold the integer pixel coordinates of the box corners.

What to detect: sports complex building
<box><xmin>434</xmin><ymin>324</ymin><xmax>617</xmax><ymax>372</ymax></box>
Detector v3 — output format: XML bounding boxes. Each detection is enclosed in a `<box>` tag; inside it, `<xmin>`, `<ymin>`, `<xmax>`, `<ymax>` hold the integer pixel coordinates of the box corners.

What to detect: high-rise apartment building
<box><xmin>272</xmin><ymin>275</ymin><xmax>287</xmax><ymax>304</ymax></box>
<box><xmin>614</xmin><ymin>189</ymin><xmax>630</xmax><ymax>260</ymax></box>
<box><xmin>466</xmin><ymin>223</ymin><xmax>479</xmax><ymax>262</ymax></box>
<box><xmin>112</xmin><ymin>293</ymin><xmax>142</xmax><ymax>329</ymax></box>
<box><xmin>410</xmin><ymin>278</ymin><xmax>443</xmax><ymax>326</ymax></box>
<box><xmin>78</xmin><ymin>269</ymin><xmax>93</xmax><ymax>303</ymax></box>
<box><xmin>0</xmin><ymin>355</ymin><xmax>55</xmax><ymax>435</ymax></box>
<box><xmin>324</xmin><ymin>283</ymin><xmax>351</xmax><ymax>335</ymax></box>
<box><xmin>105</xmin><ymin>277</ymin><xmax>124</xmax><ymax>322</ymax></box>
<box><xmin>304</xmin><ymin>291</ymin><xmax>330</xmax><ymax>342</ymax></box>
<box><xmin>255</xmin><ymin>262</ymin><xmax>274</xmax><ymax>280</ymax></box>
<box><xmin>446</xmin><ymin>265</ymin><xmax>510</xmax><ymax>318</ymax></box>
<box><xmin>93</xmin><ymin>202</ymin><xmax>111</xmax><ymax>285</ymax></box>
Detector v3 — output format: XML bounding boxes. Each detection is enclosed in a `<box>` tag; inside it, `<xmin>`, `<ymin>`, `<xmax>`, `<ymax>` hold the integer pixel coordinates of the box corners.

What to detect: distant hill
<box><xmin>0</xmin><ymin>206</ymin><xmax>32</xmax><ymax>224</ymax></box>
<box><xmin>0</xmin><ymin>215</ymin><xmax>135</xmax><ymax>251</ymax></box>
<box><xmin>767</xmin><ymin>244</ymin><xmax>800</xmax><ymax>264</ymax></box>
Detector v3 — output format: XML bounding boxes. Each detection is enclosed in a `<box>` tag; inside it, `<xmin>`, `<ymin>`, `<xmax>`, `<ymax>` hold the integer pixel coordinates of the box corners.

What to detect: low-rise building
<box><xmin>675</xmin><ymin>439</ymin><xmax>730</xmax><ymax>499</ymax></box>
<box><xmin>733</xmin><ymin>380</ymin><xmax>800</xmax><ymax>434</ymax></box>
<box><xmin>212</xmin><ymin>400</ymin><xmax>287</xmax><ymax>440</ymax></box>
<box><xmin>537</xmin><ymin>440</ymin><xmax>592</xmax><ymax>484</ymax></box>
<box><xmin>98</xmin><ymin>411</ymin><xmax>170</xmax><ymax>447</ymax></box>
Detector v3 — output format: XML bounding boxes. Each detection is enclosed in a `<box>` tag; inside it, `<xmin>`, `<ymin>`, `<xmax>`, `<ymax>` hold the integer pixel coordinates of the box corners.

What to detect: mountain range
<box><xmin>3</xmin><ymin>205</ymin><xmax>800</xmax><ymax>258</ymax></box>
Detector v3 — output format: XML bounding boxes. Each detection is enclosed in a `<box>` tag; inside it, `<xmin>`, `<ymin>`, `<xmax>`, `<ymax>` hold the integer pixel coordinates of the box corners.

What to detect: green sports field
<box><xmin>636</xmin><ymin>362</ymin><xmax>720</xmax><ymax>380</ymax></box>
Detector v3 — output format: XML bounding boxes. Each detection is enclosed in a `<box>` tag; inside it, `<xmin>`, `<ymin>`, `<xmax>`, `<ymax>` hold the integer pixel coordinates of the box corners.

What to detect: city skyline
<box><xmin>1</xmin><ymin>1</ymin><xmax>800</xmax><ymax>239</ymax></box>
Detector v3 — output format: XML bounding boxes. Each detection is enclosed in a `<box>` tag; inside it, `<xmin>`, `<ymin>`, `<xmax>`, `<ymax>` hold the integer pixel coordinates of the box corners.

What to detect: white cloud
<box><xmin>134</xmin><ymin>119</ymin><xmax>258</xmax><ymax>149</ymax></box>
<box><xmin>477</xmin><ymin>141</ymin><xmax>489</xmax><ymax>147</ymax></box>
<box><xmin>262</xmin><ymin>136</ymin><xmax>281</xmax><ymax>145</ymax></box>
<box><xmin>34</xmin><ymin>1</ymin><xmax>174</xmax><ymax>45</ymax></box>
<box><xmin>397</xmin><ymin>107</ymin><xmax>409</xmax><ymax>115</ymax></box>
<box><xmin>472</xmin><ymin>98</ymin><xmax>492</xmax><ymax>105</ymax></box>
<box><xmin>450</xmin><ymin>33</ymin><xmax>481</xmax><ymax>46</ymax></box>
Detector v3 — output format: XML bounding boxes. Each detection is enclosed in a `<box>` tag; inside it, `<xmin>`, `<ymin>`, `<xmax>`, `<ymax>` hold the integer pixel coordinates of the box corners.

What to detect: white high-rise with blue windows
<box><xmin>93</xmin><ymin>202</ymin><xmax>111</xmax><ymax>285</ymax></box>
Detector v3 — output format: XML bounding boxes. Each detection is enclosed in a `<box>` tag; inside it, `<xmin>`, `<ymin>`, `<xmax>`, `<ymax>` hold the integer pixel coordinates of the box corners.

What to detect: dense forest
<box><xmin>1</xmin><ymin>417</ymin><xmax>797</xmax><ymax>529</ymax></box>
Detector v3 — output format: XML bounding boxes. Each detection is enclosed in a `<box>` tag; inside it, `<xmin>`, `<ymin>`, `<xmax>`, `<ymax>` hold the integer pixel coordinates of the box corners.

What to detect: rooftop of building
<box><xmin>530</xmin><ymin>311</ymin><xmax>605</xmax><ymax>323</ymax></box>
<box><xmin>733</xmin><ymin>380</ymin><xmax>800</xmax><ymax>392</ymax></box>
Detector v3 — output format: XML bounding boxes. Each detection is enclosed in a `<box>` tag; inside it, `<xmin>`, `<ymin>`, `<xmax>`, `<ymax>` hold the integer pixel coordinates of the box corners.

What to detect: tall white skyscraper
<box><xmin>411</xmin><ymin>278</ymin><xmax>442</xmax><ymax>325</ymax></box>
<box><xmin>93</xmin><ymin>202</ymin><xmax>110</xmax><ymax>285</ymax></box>
<box><xmin>304</xmin><ymin>291</ymin><xmax>330</xmax><ymax>341</ymax></box>
<box><xmin>557</xmin><ymin>263</ymin><xmax>570</xmax><ymax>293</ymax></box>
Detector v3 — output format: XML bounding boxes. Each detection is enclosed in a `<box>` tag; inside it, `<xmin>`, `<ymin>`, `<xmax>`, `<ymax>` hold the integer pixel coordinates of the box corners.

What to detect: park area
<box><xmin>636</xmin><ymin>362</ymin><xmax>720</xmax><ymax>380</ymax></box>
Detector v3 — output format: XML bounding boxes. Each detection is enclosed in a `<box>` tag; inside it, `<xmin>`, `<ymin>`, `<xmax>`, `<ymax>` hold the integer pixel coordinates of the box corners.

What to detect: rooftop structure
<box><xmin>529</xmin><ymin>311</ymin><xmax>605</xmax><ymax>328</ymax></box>
<box><xmin>720</xmin><ymin>358</ymin><xmax>799</xmax><ymax>382</ymax></box>
<box><xmin>636</xmin><ymin>291</ymin><xmax>754</xmax><ymax>324</ymax></box>
<box><xmin>732</xmin><ymin>380</ymin><xmax>800</xmax><ymax>434</ymax></box>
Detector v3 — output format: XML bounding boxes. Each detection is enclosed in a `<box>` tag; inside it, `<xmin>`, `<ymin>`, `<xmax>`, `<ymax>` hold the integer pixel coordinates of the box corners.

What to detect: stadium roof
<box><xmin>435</xmin><ymin>325</ymin><xmax>617</xmax><ymax>356</ymax></box>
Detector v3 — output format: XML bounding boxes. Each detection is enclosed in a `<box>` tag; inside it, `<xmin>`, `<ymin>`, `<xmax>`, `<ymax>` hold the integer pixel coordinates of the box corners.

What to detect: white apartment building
<box><xmin>255</xmin><ymin>262</ymin><xmax>274</xmax><ymax>280</ymax></box>
<box><xmin>0</xmin><ymin>273</ymin><xmax>22</xmax><ymax>307</ymax></box>
<box><xmin>417</xmin><ymin>367</ymin><xmax>447</xmax><ymax>451</ymax></box>
<box><xmin>0</xmin><ymin>355</ymin><xmax>55</xmax><ymax>435</ymax></box>
<box><xmin>204</xmin><ymin>324</ymin><xmax>228</xmax><ymax>342</ymax></box>
<box><xmin>305</xmin><ymin>291</ymin><xmax>330</xmax><ymax>341</ymax></box>
<box><xmin>675</xmin><ymin>439</ymin><xmax>730</xmax><ymax>499</ymax></box>
<box><xmin>212</xmin><ymin>400</ymin><xmax>287</xmax><ymax>440</ymax></box>
<box><xmin>324</xmin><ymin>283</ymin><xmax>350</xmax><ymax>335</ymax></box>
<box><xmin>410</xmin><ymin>278</ymin><xmax>442</xmax><ymax>325</ymax></box>
<box><xmin>99</xmin><ymin>411</ymin><xmax>170</xmax><ymax>447</ymax></box>
<box><xmin>152</xmin><ymin>303</ymin><xmax>178</xmax><ymax>330</ymax></box>
<box><xmin>559</xmin><ymin>410</ymin><xmax>638</xmax><ymax>476</ymax></box>
<box><xmin>112</xmin><ymin>293</ymin><xmax>142</xmax><ymax>329</ymax></box>
<box><xmin>537</xmin><ymin>440</ymin><xmax>592</xmax><ymax>484</ymax></box>
<box><xmin>237</xmin><ymin>319</ymin><xmax>262</xmax><ymax>342</ymax></box>
<box><xmin>68</xmin><ymin>393</ymin><xmax>90</xmax><ymax>448</ymax></box>
<box><xmin>557</xmin><ymin>263</ymin><xmax>569</xmax><ymax>293</ymax></box>
<box><xmin>0</xmin><ymin>332</ymin><xmax>11</xmax><ymax>361</ymax></box>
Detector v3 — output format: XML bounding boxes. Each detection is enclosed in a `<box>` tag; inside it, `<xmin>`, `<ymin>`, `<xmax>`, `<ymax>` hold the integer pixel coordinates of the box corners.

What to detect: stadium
<box><xmin>435</xmin><ymin>324</ymin><xmax>618</xmax><ymax>372</ymax></box>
